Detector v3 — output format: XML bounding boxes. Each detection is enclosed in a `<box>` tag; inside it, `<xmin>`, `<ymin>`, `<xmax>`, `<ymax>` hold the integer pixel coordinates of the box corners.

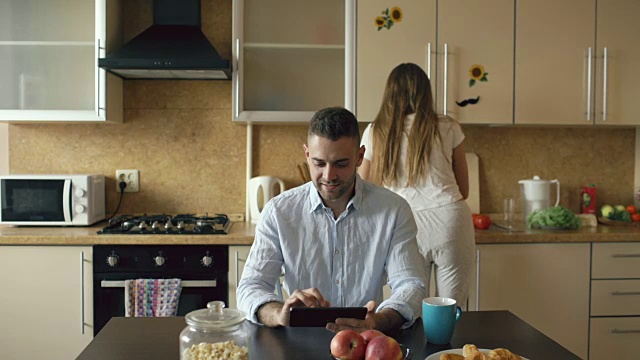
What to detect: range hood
<box><xmin>98</xmin><ymin>0</ymin><xmax>231</xmax><ymax>80</ymax></box>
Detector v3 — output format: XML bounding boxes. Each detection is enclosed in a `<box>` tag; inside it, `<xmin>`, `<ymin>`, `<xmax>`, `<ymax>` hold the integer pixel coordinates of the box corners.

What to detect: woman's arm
<box><xmin>358</xmin><ymin>158</ymin><xmax>372</xmax><ymax>181</ymax></box>
<box><xmin>452</xmin><ymin>142</ymin><xmax>469</xmax><ymax>200</ymax></box>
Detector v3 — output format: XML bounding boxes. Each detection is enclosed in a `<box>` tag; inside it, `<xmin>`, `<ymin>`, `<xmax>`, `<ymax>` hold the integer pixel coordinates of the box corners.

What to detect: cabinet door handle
<box><xmin>586</xmin><ymin>47</ymin><xmax>592</xmax><ymax>121</ymax></box>
<box><xmin>235</xmin><ymin>38</ymin><xmax>241</xmax><ymax>119</ymax></box>
<box><xmin>426</xmin><ymin>43</ymin><xmax>432</xmax><ymax>80</ymax></box>
<box><xmin>80</xmin><ymin>251</ymin><xmax>85</xmax><ymax>335</ymax></box>
<box><xmin>476</xmin><ymin>247</ymin><xmax>480</xmax><ymax>311</ymax></box>
<box><xmin>611</xmin><ymin>291</ymin><xmax>640</xmax><ymax>296</ymax></box>
<box><xmin>611</xmin><ymin>328</ymin><xmax>640</xmax><ymax>334</ymax></box>
<box><xmin>96</xmin><ymin>39</ymin><xmax>101</xmax><ymax>117</ymax></box>
<box><xmin>443</xmin><ymin>43</ymin><xmax>448</xmax><ymax>116</ymax></box>
<box><xmin>602</xmin><ymin>47</ymin><xmax>608</xmax><ymax>121</ymax></box>
<box><xmin>612</xmin><ymin>254</ymin><xmax>640</xmax><ymax>258</ymax></box>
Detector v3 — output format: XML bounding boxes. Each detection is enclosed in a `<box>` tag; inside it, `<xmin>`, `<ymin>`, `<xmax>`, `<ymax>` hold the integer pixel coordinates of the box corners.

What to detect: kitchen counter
<box><xmin>76</xmin><ymin>311</ymin><xmax>580</xmax><ymax>360</ymax></box>
<box><xmin>2</xmin><ymin>220</ymin><xmax>640</xmax><ymax>245</ymax></box>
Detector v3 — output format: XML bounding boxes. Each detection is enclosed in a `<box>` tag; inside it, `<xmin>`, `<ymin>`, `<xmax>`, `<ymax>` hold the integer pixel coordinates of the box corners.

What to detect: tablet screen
<box><xmin>289</xmin><ymin>307</ymin><xmax>367</xmax><ymax>327</ymax></box>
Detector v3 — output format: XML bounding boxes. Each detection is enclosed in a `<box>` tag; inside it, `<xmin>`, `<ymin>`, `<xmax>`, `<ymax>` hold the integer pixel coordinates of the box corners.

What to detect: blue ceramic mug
<box><xmin>422</xmin><ymin>297</ymin><xmax>462</xmax><ymax>345</ymax></box>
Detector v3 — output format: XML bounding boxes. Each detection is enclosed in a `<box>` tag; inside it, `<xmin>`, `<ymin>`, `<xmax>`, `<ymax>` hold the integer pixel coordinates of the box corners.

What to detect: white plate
<box><xmin>425</xmin><ymin>348</ymin><xmax>529</xmax><ymax>360</ymax></box>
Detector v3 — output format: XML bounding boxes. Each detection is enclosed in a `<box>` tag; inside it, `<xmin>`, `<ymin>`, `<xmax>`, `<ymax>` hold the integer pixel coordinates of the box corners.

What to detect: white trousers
<box><xmin>413</xmin><ymin>200</ymin><xmax>476</xmax><ymax>309</ymax></box>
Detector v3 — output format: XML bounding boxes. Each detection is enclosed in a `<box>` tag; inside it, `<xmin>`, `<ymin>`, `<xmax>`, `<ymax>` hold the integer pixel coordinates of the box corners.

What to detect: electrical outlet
<box><xmin>115</xmin><ymin>169</ymin><xmax>139</xmax><ymax>192</ymax></box>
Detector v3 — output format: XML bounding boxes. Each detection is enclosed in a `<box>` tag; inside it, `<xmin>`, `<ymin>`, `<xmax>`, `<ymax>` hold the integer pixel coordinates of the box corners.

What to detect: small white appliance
<box><xmin>248</xmin><ymin>176</ymin><xmax>285</xmax><ymax>224</ymax></box>
<box><xmin>518</xmin><ymin>175</ymin><xmax>560</xmax><ymax>221</ymax></box>
<box><xmin>0</xmin><ymin>174</ymin><xmax>105</xmax><ymax>226</ymax></box>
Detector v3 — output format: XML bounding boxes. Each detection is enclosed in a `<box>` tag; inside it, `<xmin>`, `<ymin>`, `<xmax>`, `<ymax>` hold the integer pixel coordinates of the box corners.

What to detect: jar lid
<box><xmin>185</xmin><ymin>301</ymin><xmax>246</xmax><ymax>329</ymax></box>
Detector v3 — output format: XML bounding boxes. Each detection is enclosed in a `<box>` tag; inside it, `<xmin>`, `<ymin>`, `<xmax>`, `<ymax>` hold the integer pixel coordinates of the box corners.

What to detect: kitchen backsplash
<box><xmin>6</xmin><ymin>0</ymin><xmax>637</xmax><ymax>215</ymax></box>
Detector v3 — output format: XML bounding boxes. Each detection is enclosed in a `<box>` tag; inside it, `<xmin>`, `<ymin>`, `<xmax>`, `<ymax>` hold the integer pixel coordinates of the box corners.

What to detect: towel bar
<box><xmin>101</xmin><ymin>280</ymin><xmax>217</xmax><ymax>288</ymax></box>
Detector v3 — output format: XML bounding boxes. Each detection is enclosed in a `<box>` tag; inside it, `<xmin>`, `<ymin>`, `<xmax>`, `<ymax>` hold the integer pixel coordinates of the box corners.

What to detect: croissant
<box><xmin>440</xmin><ymin>354</ymin><xmax>465</xmax><ymax>360</ymax></box>
<box><xmin>465</xmin><ymin>352</ymin><xmax>489</xmax><ymax>360</ymax></box>
<box><xmin>463</xmin><ymin>344</ymin><xmax>480</xmax><ymax>357</ymax></box>
<box><xmin>488</xmin><ymin>348</ymin><xmax>522</xmax><ymax>360</ymax></box>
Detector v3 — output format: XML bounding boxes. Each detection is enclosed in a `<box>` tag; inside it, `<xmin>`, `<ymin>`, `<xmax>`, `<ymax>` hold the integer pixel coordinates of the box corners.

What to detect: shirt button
<box><xmin>335</xmin><ymin>280</ymin><xmax>339</xmax><ymax>284</ymax></box>
<box><xmin>335</xmin><ymin>250</ymin><xmax>339</xmax><ymax>254</ymax></box>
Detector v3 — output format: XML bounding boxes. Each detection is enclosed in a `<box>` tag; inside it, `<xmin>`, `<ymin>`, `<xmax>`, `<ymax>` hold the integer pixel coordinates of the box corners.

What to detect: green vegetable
<box><xmin>607</xmin><ymin>208</ymin><xmax>632</xmax><ymax>222</ymax></box>
<box><xmin>527</xmin><ymin>206</ymin><xmax>582</xmax><ymax>229</ymax></box>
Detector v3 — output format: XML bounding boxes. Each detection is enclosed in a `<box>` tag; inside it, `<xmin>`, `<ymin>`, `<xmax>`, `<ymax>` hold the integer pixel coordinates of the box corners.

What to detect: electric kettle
<box><xmin>248</xmin><ymin>176</ymin><xmax>285</xmax><ymax>224</ymax></box>
<box><xmin>518</xmin><ymin>175</ymin><xmax>560</xmax><ymax>222</ymax></box>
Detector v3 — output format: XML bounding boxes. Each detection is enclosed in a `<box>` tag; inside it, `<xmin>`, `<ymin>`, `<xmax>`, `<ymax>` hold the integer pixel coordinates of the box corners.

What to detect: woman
<box><xmin>358</xmin><ymin>63</ymin><xmax>475</xmax><ymax>307</ymax></box>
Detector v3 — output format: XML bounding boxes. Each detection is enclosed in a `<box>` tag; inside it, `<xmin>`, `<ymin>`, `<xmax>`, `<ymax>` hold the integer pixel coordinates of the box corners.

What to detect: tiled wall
<box><xmin>7</xmin><ymin>0</ymin><xmax>637</xmax><ymax>215</ymax></box>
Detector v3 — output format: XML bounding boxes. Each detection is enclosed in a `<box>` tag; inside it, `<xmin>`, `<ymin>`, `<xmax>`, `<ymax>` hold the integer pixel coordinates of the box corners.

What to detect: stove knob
<box><xmin>106</xmin><ymin>254</ymin><xmax>119</xmax><ymax>267</ymax></box>
<box><xmin>154</xmin><ymin>255</ymin><xmax>166</xmax><ymax>267</ymax></box>
<box><xmin>75</xmin><ymin>204</ymin><xmax>86</xmax><ymax>214</ymax></box>
<box><xmin>201</xmin><ymin>255</ymin><xmax>213</xmax><ymax>267</ymax></box>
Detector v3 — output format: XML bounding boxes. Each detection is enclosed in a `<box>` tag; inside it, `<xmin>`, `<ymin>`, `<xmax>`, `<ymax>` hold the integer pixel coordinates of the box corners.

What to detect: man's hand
<box><xmin>326</xmin><ymin>301</ymin><xmax>377</xmax><ymax>333</ymax></box>
<box><xmin>257</xmin><ymin>287</ymin><xmax>330</xmax><ymax>327</ymax></box>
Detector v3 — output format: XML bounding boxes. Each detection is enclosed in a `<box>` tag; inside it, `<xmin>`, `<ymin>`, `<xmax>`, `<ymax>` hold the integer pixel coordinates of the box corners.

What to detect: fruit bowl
<box><xmin>331</xmin><ymin>344</ymin><xmax>412</xmax><ymax>359</ymax></box>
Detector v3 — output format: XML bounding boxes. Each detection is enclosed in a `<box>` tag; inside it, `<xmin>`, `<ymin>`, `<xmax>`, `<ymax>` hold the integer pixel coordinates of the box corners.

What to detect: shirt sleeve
<box><xmin>451</xmin><ymin>119</ymin><xmax>465</xmax><ymax>148</ymax></box>
<box><xmin>236</xmin><ymin>201</ymin><xmax>285</xmax><ymax>325</ymax></box>
<box><xmin>361</xmin><ymin>123</ymin><xmax>374</xmax><ymax>161</ymax></box>
<box><xmin>376</xmin><ymin>200</ymin><xmax>427</xmax><ymax>329</ymax></box>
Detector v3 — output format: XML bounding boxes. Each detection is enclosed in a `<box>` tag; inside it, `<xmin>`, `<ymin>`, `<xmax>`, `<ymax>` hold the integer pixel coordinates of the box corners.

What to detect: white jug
<box><xmin>249</xmin><ymin>176</ymin><xmax>285</xmax><ymax>224</ymax></box>
<box><xmin>518</xmin><ymin>175</ymin><xmax>560</xmax><ymax>221</ymax></box>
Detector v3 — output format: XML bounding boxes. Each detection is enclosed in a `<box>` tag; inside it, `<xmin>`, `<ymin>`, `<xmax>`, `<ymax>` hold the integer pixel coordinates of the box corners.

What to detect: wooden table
<box><xmin>76</xmin><ymin>311</ymin><xmax>580</xmax><ymax>359</ymax></box>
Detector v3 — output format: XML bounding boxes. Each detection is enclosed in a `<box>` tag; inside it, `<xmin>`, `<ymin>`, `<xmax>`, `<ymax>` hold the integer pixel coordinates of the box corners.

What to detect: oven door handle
<box><xmin>101</xmin><ymin>280</ymin><xmax>217</xmax><ymax>288</ymax></box>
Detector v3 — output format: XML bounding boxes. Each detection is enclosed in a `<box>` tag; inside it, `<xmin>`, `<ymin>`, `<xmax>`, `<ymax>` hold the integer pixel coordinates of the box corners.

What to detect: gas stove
<box><xmin>97</xmin><ymin>214</ymin><xmax>231</xmax><ymax>235</ymax></box>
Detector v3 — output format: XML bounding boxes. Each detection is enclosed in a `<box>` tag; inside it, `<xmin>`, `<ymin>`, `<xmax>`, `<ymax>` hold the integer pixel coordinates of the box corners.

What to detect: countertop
<box><xmin>76</xmin><ymin>311</ymin><xmax>580</xmax><ymax>360</ymax></box>
<box><xmin>1</xmin><ymin>220</ymin><xmax>640</xmax><ymax>245</ymax></box>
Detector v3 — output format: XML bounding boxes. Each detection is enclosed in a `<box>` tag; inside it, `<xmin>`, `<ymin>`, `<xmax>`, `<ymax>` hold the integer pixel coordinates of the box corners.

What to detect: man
<box><xmin>237</xmin><ymin>107</ymin><xmax>426</xmax><ymax>333</ymax></box>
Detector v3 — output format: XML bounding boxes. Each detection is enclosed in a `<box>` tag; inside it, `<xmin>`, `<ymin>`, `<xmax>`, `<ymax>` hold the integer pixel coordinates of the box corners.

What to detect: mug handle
<box><xmin>455</xmin><ymin>306</ymin><xmax>462</xmax><ymax>323</ymax></box>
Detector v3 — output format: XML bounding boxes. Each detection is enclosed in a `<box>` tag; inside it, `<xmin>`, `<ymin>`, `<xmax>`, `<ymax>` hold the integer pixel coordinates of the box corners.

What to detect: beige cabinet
<box><xmin>514</xmin><ymin>0</ymin><xmax>596</xmax><ymax>125</ymax></box>
<box><xmin>0</xmin><ymin>0</ymin><xmax>122</xmax><ymax>123</ymax></box>
<box><xmin>436</xmin><ymin>0</ymin><xmax>514</xmax><ymax>124</ymax></box>
<box><xmin>590</xmin><ymin>242</ymin><xmax>640</xmax><ymax>359</ymax></box>
<box><xmin>469</xmin><ymin>243</ymin><xmax>590</xmax><ymax>359</ymax></box>
<box><xmin>594</xmin><ymin>0</ymin><xmax>640</xmax><ymax>125</ymax></box>
<box><xmin>228</xmin><ymin>245</ymin><xmax>251</xmax><ymax>309</ymax></box>
<box><xmin>0</xmin><ymin>246</ymin><xmax>93</xmax><ymax>360</ymax></box>
<box><xmin>232</xmin><ymin>0</ymin><xmax>348</xmax><ymax>123</ymax></box>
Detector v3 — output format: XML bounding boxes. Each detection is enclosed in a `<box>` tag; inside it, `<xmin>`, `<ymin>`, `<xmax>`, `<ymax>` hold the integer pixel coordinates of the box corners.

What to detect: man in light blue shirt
<box><xmin>237</xmin><ymin>107</ymin><xmax>427</xmax><ymax>333</ymax></box>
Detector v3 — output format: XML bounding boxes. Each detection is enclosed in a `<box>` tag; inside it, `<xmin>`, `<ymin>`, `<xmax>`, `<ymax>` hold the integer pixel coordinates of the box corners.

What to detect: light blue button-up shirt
<box><xmin>237</xmin><ymin>175</ymin><xmax>427</xmax><ymax>328</ymax></box>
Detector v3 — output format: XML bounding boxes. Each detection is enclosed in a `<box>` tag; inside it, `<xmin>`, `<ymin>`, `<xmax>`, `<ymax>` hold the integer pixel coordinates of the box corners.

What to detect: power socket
<box><xmin>115</xmin><ymin>169</ymin><xmax>139</xmax><ymax>192</ymax></box>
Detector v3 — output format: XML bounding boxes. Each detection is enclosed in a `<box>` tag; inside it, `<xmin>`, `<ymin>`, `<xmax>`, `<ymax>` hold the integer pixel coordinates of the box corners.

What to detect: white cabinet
<box><xmin>232</xmin><ymin>0</ymin><xmax>350</xmax><ymax>123</ymax></box>
<box><xmin>590</xmin><ymin>242</ymin><xmax>640</xmax><ymax>359</ymax></box>
<box><xmin>228</xmin><ymin>245</ymin><xmax>251</xmax><ymax>309</ymax></box>
<box><xmin>469</xmin><ymin>243</ymin><xmax>590</xmax><ymax>359</ymax></box>
<box><xmin>356</xmin><ymin>0</ymin><xmax>513</xmax><ymax>124</ymax></box>
<box><xmin>0</xmin><ymin>246</ymin><xmax>93</xmax><ymax>360</ymax></box>
<box><xmin>0</xmin><ymin>0</ymin><xmax>122</xmax><ymax>123</ymax></box>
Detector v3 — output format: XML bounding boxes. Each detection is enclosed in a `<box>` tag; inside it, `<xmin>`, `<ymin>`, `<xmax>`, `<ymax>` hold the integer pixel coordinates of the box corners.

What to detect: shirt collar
<box><xmin>306</xmin><ymin>174</ymin><xmax>364</xmax><ymax>213</ymax></box>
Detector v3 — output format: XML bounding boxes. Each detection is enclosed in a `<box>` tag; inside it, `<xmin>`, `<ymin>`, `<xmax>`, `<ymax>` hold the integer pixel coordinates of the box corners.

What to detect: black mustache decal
<box><xmin>456</xmin><ymin>96</ymin><xmax>480</xmax><ymax>107</ymax></box>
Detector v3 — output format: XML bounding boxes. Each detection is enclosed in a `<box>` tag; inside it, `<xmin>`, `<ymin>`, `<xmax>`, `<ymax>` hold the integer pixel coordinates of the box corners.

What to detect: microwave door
<box><xmin>62</xmin><ymin>179</ymin><xmax>72</xmax><ymax>222</ymax></box>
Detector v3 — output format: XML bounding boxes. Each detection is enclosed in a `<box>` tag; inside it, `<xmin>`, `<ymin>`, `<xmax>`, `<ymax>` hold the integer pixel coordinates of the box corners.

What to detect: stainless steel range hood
<box><xmin>98</xmin><ymin>0</ymin><xmax>231</xmax><ymax>80</ymax></box>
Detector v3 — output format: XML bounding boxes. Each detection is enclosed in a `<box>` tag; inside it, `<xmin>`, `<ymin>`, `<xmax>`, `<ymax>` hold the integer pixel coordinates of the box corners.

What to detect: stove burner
<box><xmin>97</xmin><ymin>214</ymin><xmax>231</xmax><ymax>235</ymax></box>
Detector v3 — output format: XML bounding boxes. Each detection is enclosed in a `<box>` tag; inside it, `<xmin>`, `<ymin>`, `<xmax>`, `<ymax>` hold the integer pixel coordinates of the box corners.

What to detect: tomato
<box><xmin>473</xmin><ymin>214</ymin><xmax>492</xmax><ymax>230</ymax></box>
<box><xmin>632</xmin><ymin>213</ymin><xmax>640</xmax><ymax>222</ymax></box>
<box><xmin>626</xmin><ymin>205</ymin><xmax>638</xmax><ymax>215</ymax></box>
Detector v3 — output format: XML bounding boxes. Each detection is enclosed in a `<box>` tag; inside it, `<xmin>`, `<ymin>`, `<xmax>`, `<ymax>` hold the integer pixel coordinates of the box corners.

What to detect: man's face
<box><xmin>304</xmin><ymin>135</ymin><xmax>365</xmax><ymax>204</ymax></box>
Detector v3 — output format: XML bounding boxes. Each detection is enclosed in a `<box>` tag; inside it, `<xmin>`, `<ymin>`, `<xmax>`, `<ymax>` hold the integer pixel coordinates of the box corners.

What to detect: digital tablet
<box><xmin>289</xmin><ymin>307</ymin><xmax>367</xmax><ymax>327</ymax></box>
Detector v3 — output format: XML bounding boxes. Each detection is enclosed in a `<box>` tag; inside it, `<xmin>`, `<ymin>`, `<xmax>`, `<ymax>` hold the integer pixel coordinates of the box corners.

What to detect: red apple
<box><xmin>364</xmin><ymin>335</ymin><xmax>403</xmax><ymax>360</ymax></box>
<box><xmin>360</xmin><ymin>329</ymin><xmax>385</xmax><ymax>345</ymax></box>
<box><xmin>330</xmin><ymin>329</ymin><xmax>366</xmax><ymax>360</ymax></box>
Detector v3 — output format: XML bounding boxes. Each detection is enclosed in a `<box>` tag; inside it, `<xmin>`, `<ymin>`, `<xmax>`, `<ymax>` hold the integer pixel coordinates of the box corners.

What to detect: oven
<box><xmin>93</xmin><ymin>245</ymin><xmax>229</xmax><ymax>336</ymax></box>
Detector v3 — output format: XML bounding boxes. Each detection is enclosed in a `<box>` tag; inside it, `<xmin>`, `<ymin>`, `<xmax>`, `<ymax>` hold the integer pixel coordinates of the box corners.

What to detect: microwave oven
<box><xmin>0</xmin><ymin>174</ymin><xmax>106</xmax><ymax>226</ymax></box>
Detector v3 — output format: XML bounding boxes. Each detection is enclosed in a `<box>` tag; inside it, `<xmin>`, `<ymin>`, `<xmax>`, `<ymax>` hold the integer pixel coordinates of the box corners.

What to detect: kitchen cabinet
<box><xmin>228</xmin><ymin>245</ymin><xmax>251</xmax><ymax>309</ymax></box>
<box><xmin>593</xmin><ymin>0</ymin><xmax>640</xmax><ymax>125</ymax></box>
<box><xmin>356</xmin><ymin>0</ymin><xmax>513</xmax><ymax>124</ymax></box>
<box><xmin>468</xmin><ymin>243</ymin><xmax>590</xmax><ymax>359</ymax></box>
<box><xmin>232</xmin><ymin>0</ymin><xmax>349</xmax><ymax>123</ymax></box>
<box><xmin>589</xmin><ymin>242</ymin><xmax>640</xmax><ymax>359</ymax></box>
<box><xmin>0</xmin><ymin>0</ymin><xmax>122</xmax><ymax>123</ymax></box>
<box><xmin>0</xmin><ymin>246</ymin><xmax>93</xmax><ymax>360</ymax></box>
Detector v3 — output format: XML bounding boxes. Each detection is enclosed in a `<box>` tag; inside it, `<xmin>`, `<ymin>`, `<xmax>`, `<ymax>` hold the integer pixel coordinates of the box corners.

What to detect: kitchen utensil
<box><xmin>248</xmin><ymin>176</ymin><xmax>285</xmax><ymax>224</ymax></box>
<box><xmin>518</xmin><ymin>175</ymin><xmax>560</xmax><ymax>224</ymax></box>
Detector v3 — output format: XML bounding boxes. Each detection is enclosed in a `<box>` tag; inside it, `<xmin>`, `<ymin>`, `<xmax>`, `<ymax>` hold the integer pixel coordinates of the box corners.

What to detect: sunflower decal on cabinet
<box><xmin>468</xmin><ymin>64</ymin><xmax>488</xmax><ymax>87</ymax></box>
<box><xmin>375</xmin><ymin>6</ymin><xmax>402</xmax><ymax>31</ymax></box>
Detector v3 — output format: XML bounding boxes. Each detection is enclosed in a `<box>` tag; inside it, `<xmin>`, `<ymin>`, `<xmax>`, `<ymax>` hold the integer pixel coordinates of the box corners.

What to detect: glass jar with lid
<box><xmin>180</xmin><ymin>301</ymin><xmax>249</xmax><ymax>360</ymax></box>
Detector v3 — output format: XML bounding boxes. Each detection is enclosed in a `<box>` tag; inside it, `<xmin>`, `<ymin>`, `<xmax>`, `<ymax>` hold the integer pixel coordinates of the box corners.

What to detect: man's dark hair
<box><xmin>308</xmin><ymin>107</ymin><xmax>361</xmax><ymax>144</ymax></box>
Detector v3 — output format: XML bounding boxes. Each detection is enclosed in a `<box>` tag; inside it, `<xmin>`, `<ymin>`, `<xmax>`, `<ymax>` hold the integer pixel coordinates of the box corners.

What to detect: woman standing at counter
<box><xmin>358</xmin><ymin>63</ymin><xmax>475</xmax><ymax>307</ymax></box>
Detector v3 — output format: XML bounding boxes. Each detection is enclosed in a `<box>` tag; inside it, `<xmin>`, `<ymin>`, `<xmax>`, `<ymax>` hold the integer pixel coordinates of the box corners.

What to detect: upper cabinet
<box><xmin>356</xmin><ymin>0</ymin><xmax>513</xmax><ymax>124</ymax></box>
<box><xmin>232</xmin><ymin>0</ymin><xmax>349</xmax><ymax>124</ymax></box>
<box><xmin>0</xmin><ymin>0</ymin><xmax>122</xmax><ymax>123</ymax></box>
<box><xmin>515</xmin><ymin>0</ymin><xmax>595</xmax><ymax>125</ymax></box>
<box><xmin>594</xmin><ymin>0</ymin><xmax>640</xmax><ymax>125</ymax></box>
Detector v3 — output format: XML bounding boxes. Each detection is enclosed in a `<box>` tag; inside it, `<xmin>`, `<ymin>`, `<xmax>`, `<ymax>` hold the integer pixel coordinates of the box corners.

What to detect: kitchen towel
<box><xmin>125</xmin><ymin>278</ymin><xmax>182</xmax><ymax>317</ymax></box>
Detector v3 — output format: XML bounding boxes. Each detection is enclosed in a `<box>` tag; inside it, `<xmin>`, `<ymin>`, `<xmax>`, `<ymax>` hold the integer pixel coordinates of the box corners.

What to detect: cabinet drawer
<box><xmin>592</xmin><ymin>243</ymin><xmax>640</xmax><ymax>279</ymax></box>
<box><xmin>590</xmin><ymin>317</ymin><xmax>640</xmax><ymax>360</ymax></box>
<box><xmin>591</xmin><ymin>280</ymin><xmax>640</xmax><ymax>316</ymax></box>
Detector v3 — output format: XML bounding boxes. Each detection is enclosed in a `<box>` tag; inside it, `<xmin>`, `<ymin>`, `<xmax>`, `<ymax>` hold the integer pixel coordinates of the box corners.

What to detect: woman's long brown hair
<box><xmin>370</xmin><ymin>63</ymin><xmax>442</xmax><ymax>187</ymax></box>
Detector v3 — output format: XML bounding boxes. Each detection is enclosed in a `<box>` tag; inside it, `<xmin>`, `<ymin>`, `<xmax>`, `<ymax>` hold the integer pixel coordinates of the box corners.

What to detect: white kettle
<box><xmin>518</xmin><ymin>175</ymin><xmax>560</xmax><ymax>221</ymax></box>
<box><xmin>248</xmin><ymin>176</ymin><xmax>285</xmax><ymax>224</ymax></box>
